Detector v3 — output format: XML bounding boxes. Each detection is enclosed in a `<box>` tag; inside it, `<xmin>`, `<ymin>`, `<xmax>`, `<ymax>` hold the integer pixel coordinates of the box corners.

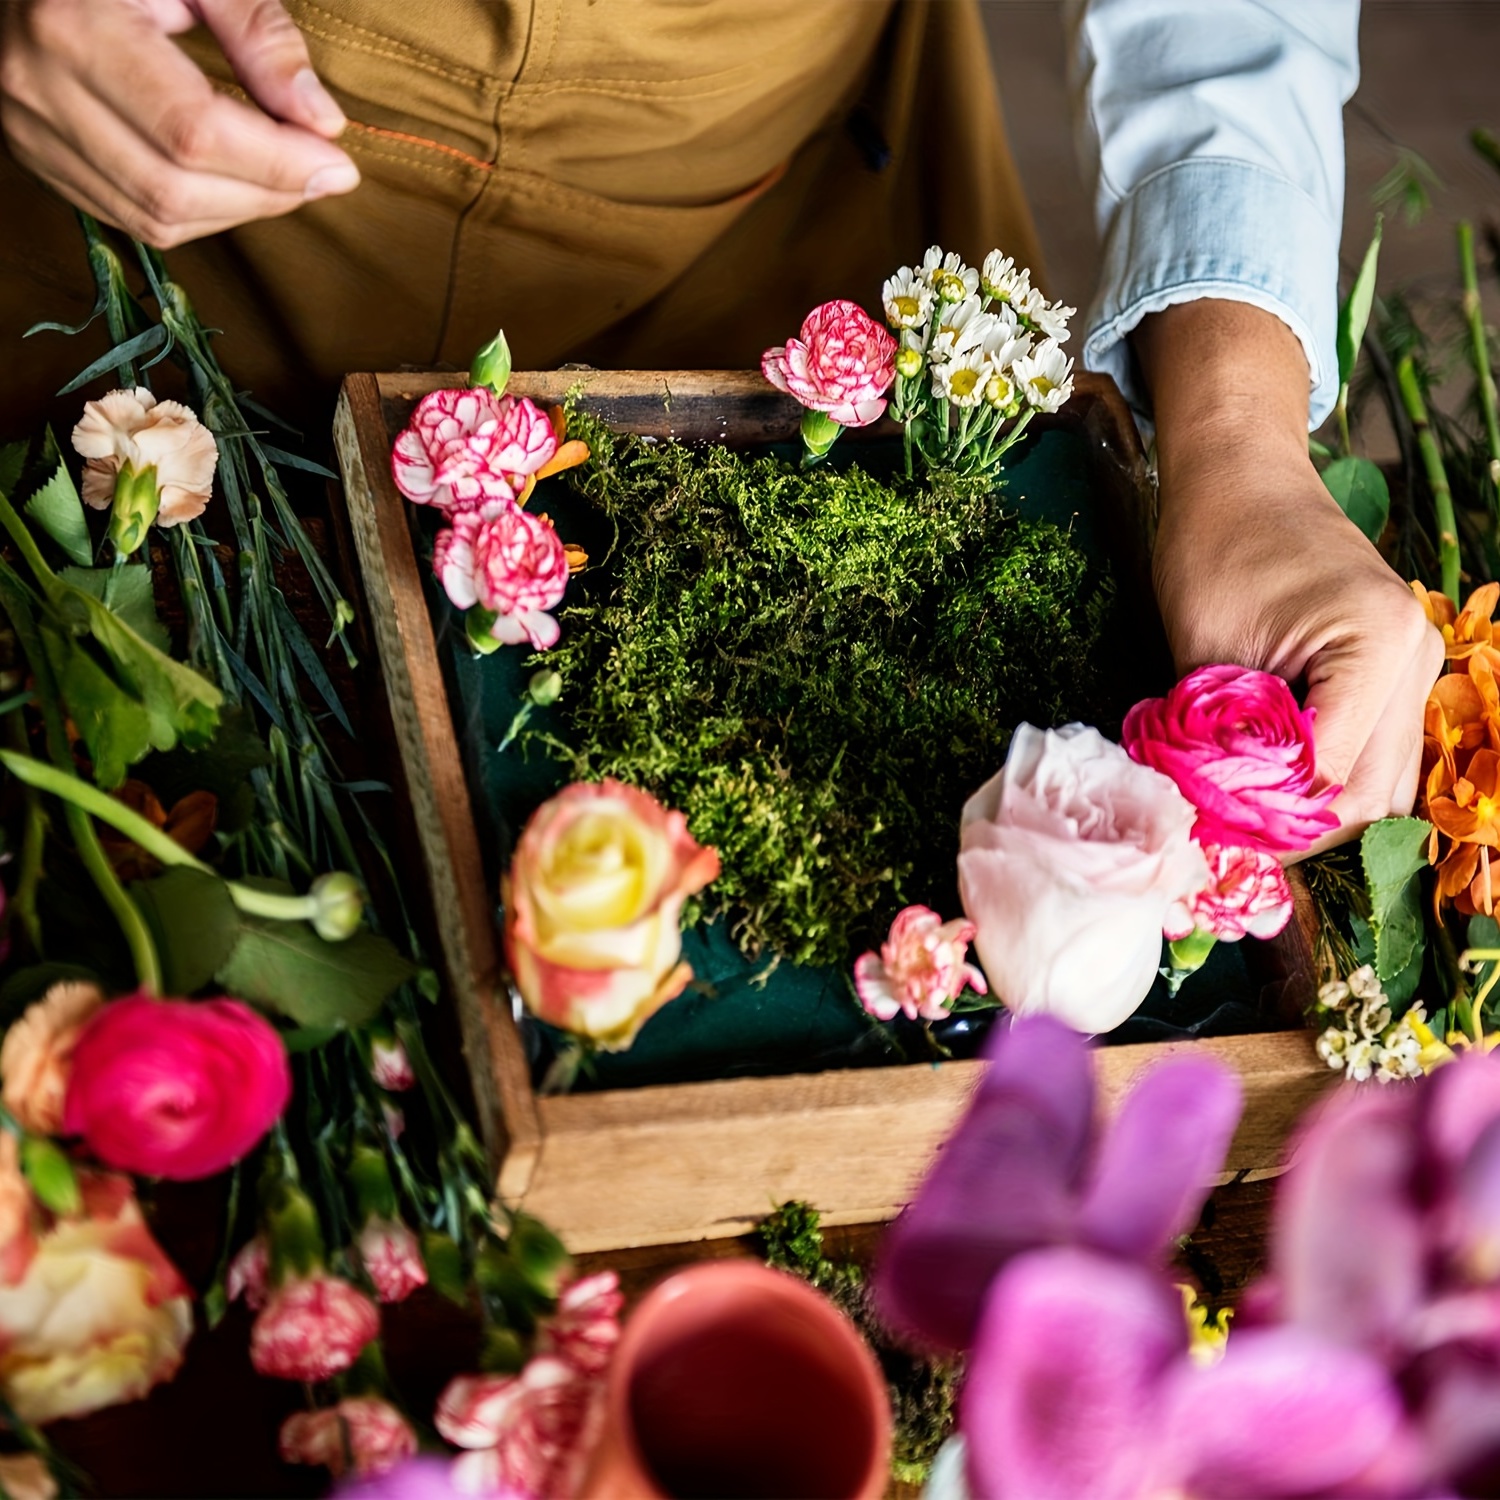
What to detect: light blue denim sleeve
<box><xmin>1066</xmin><ymin>0</ymin><xmax>1361</xmax><ymax>428</ymax></box>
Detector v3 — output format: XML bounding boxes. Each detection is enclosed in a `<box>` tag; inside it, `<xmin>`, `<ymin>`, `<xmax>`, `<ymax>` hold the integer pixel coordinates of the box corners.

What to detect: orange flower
<box><xmin>1412</xmin><ymin>581</ymin><xmax>1500</xmax><ymax>671</ymax></box>
<box><xmin>98</xmin><ymin>782</ymin><xmax>217</xmax><ymax>882</ymax></box>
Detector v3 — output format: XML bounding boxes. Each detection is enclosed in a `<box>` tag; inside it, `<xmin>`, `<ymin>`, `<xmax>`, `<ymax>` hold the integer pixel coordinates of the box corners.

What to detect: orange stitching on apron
<box><xmin>345</xmin><ymin>122</ymin><xmax>494</xmax><ymax>173</ymax></box>
<box><xmin>293</xmin><ymin>0</ymin><xmax>502</xmax><ymax>91</ymax></box>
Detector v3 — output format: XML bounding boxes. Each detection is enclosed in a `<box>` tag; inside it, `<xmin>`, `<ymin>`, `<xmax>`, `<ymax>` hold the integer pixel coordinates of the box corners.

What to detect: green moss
<box><xmin>542</xmin><ymin>413</ymin><xmax>1125</xmax><ymax>967</ymax></box>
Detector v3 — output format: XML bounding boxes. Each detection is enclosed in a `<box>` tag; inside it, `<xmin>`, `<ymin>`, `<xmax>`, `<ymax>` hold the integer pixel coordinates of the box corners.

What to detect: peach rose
<box><xmin>0</xmin><ymin>1174</ymin><xmax>191</xmax><ymax>1424</ymax></box>
<box><xmin>71</xmin><ymin>387</ymin><xmax>218</xmax><ymax>528</ymax></box>
<box><xmin>1</xmin><ymin>981</ymin><xmax>104</xmax><ymax>1136</ymax></box>
<box><xmin>502</xmin><ymin>781</ymin><xmax>719</xmax><ymax>1050</ymax></box>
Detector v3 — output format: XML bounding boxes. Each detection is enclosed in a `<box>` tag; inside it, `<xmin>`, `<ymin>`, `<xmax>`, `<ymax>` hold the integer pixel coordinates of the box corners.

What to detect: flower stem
<box><xmin>4</xmin><ymin>713</ymin><xmax>45</xmax><ymax>956</ymax></box>
<box><xmin>1459</xmin><ymin>220</ymin><xmax>1500</xmax><ymax>525</ymax></box>
<box><xmin>1397</xmin><ymin>352</ymin><xmax>1461</xmax><ymax>605</ymax></box>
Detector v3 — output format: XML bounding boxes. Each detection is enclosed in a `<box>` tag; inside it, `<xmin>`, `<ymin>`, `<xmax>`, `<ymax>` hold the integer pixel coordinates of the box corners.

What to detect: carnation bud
<box><xmin>266</xmin><ymin>1183</ymin><xmax>326</xmax><ymax>1283</ymax></box>
<box><xmin>798</xmin><ymin>408</ymin><xmax>843</xmax><ymax>463</ymax></box>
<box><xmin>310</xmin><ymin>871</ymin><xmax>364</xmax><ymax>942</ymax></box>
<box><xmin>466</xmin><ymin>606</ymin><xmax>504</xmax><ymax>655</ymax></box>
<box><xmin>479</xmin><ymin>1322</ymin><xmax>527</xmax><ymax>1374</ymax></box>
<box><xmin>470</xmin><ymin>330</ymin><xmax>513</xmax><ymax>397</ymax></box>
<box><xmin>895</xmin><ymin>346</ymin><xmax>924</xmax><ymax>380</ymax></box>
<box><xmin>527</xmin><ymin>669</ymin><xmax>563</xmax><ymax>706</ymax></box>
<box><xmin>1166</xmin><ymin>927</ymin><xmax>1218</xmax><ymax>984</ymax></box>
<box><xmin>348</xmin><ymin>1145</ymin><xmax>398</xmax><ymax>1223</ymax></box>
<box><xmin>20</xmin><ymin>1135</ymin><xmax>80</xmax><ymax>1216</ymax></box>
<box><xmin>109</xmin><ymin>464</ymin><xmax>161</xmax><ymax>557</ymax></box>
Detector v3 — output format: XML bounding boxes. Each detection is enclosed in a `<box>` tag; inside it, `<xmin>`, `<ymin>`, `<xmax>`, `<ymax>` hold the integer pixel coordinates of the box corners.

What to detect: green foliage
<box><xmin>59</xmin><ymin>564</ymin><xmax>169</xmax><ymax>652</ymax></box>
<box><xmin>131</xmin><ymin>868</ymin><xmax>238</xmax><ymax>995</ymax></box>
<box><xmin>1336</xmin><ymin>219</ymin><xmax>1383</xmax><ymax>393</ymax></box>
<box><xmin>544</xmin><ymin>414</ymin><xmax>1128</xmax><ymax>965</ymax></box>
<box><xmin>20</xmin><ymin>1137</ymin><xmax>80</xmax><ymax>1216</ymax></box>
<box><xmin>1362</xmin><ymin>817</ymin><xmax>1433</xmax><ymax>984</ymax></box>
<box><xmin>1323</xmin><ymin>456</ymin><xmax>1391</xmax><ymax>543</ymax></box>
<box><xmin>24</xmin><ymin>463</ymin><xmax>92</xmax><ymax>567</ymax></box>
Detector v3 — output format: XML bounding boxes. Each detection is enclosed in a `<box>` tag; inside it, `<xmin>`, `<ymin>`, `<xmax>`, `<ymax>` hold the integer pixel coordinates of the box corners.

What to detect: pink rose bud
<box><xmin>369</xmin><ymin>1037</ymin><xmax>415</xmax><ymax>1093</ymax></box>
<box><xmin>280</xmin><ymin>1397</ymin><xmax>417</xmax><ymax>1479</ymax></box>
<box><xmin>0</xmin><ymin>980</ymin><xmax>103</xmax><ymax>1137</ymax></box>
<box><xmin>536</xmin><ymin>1271</ymin><xmax>623</xmax><ymax>1376</ymax></box>
<box><xmin>854</xmin><ymin>905</ymin><xmax>987</xmax><ymax>1024</ymax></box>
<box><xmin>358</xmin><ymin>1218</ymin><xmax>428</xmax><ymax>1304</ymax></box>
<box><xmin>227</xmin><ymin>1235</ymin><xmax>270</xmax><ymax>1311</ymax></box>
<box><xmin>63</xmin><ymin>994</ymin><xmax>291</xmax><ymax>1181</ymax></box>
<box><xmin>503</xmin><ymin>780</ymin><xmax>720</xmax><ymax>1050</ymax></box>
<box><xmin>1122</xmin><ymin>665</ymin><xmax>1340</xmax><ymax>857</ymax></box>
<box><xmin>391</xmin><ymin>389</ymin><xmax>557</xmax><ymax>515</ymax></box>
<box><xmin>251</xmin><ymin>1273</ymin><xmax>381</xmax><ymax>1382</ymax></box>
<box><xmin>432</xmin><ymin>507</ymin><xmax>569</xmax><ymax>650</ymax></box>
<box><xmin>1165</xmin><ymin>844</ymin><xmax>1295</xmax><ymax>944</ymax></box>
<box><xmin>761</xmin><ymin>300</ymin><xmax>897</xmax><ymax>428</ymax></box>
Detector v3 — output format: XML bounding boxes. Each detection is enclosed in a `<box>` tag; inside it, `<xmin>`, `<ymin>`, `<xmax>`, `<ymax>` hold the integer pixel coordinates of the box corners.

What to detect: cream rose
<box><xmin>958</xmin><ymin>724</ymin><xmax>1208</xmax><ymax>1034</ymax></box>
<box><xmin>503</xmin><ymin>780</ymin><xmax>720</xmax><ymax>1049</ymax></box>
<box><xmin>0</xmin><ymin>1174</ymin><xmax>192</xmax><ymax>1425</ymax></box>
<box><xmin>1</xmin><ymin>981</ymin><xmax>104</xmax><ymax>1136</ymax></box>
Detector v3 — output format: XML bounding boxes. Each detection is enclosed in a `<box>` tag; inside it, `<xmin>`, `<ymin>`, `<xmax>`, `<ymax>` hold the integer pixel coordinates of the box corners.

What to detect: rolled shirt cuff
<box><xmin>1082</xmin><ymin>156</ymin><xmax>1341</xmax><ymax>430</ymax></box>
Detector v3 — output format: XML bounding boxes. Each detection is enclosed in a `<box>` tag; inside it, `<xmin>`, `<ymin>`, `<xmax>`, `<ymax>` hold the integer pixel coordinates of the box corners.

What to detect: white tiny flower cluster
<box><xmin>879</xmin><ymin>246</ymin><xmax>1076</xmax><ymax>477</ymax></box>
<box><xmin>1315</xmin><ymin>966</ymin><xmax>1426</xmax><ymax>1084</ymax></box>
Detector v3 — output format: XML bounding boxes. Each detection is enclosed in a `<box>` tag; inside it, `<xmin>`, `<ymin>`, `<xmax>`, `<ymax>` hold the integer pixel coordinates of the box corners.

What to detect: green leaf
<box><xmin>44</xmin><ymin>623</ymin><xmax>152</xmax><ymax>789</ymax></box>
<box><xmin>143</xmin><ymin>705</ymin><xmax>272</xmax><ymax>807</ymax></box>
<box><xmin>25</xmin><ymin>462</ymin><xmax>93</xmax><ymax>567</ymax></box>
<box><xmin>1361</xmin><ymin>816</ymin><xmax>1432</xmax><ymax>984</ymax></box>
<box><xmin>56</xmin><ymin>325</ymin><xmax>167</xmax><ymax>396</ymax></box>
<box><xmin>21</xmin><ymin>1137</ymin><xmax>80</xmax><ymax>1216</ymax></box>
<box><xmin>0</xmin><ymin>442</ymin><xmax>26</xmax><ymax>500</ymax></box>
<box><xmin>215</xmin><ymin>919</ymin><xmax>415</xmax><ymax>1028</ymax></box>
<box><xmin>1466</xmin><ymin>913</ymin><xmax>1500</xmax><ymax>1027</ymax></box>
<box><xmin>131</xmin><ymin>868</ymin><xmax>238</xmax><ymax>996</ymax></box>
<box><xmin>1323</xmin><ymin>456</ymin><xmax>1391</xmax><ymax>543</ymax></box>
<box><xmin>59</xmin><ymin>564</ymin><xmax>169</xmax><ymax>651</ymax></box>
<box><xmin>1337</xmin><ymin>218</ymin><xmax>1384</xmax><ymax>389</ymax></box>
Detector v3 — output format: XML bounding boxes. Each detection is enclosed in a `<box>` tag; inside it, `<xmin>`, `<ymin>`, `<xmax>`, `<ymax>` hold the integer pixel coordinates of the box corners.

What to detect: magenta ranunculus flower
<box><xmin>1122</xmin><ymin>665</ymin><xmax>1340</xmax><ymax>856</ymax></box>
<box><xmin>854</xmin><ymin>905</ymin><xmax>987</xmax><ymax>1024</ymax></box>
<box><xmin>62</xmin><ymin>994</ymin><xmax>291</xmax><ymax>1181</ymax></box>
<box><xmin>391</xmin><ymin>388</ymin><xmax>558</xmax><ymax>515</ymax></box>
<box><xmin>251</xmin><ymin>1273</ymin><xmax>381</xmax><ymax>1382</ymax></box>
<box><xmin>761</xmin><ymin>300</ymin><xmax>897</xmax><ymax>427</ymax></box>
<box><xmin>1164</xmin><ymin>844</ymin><xmax>1294</xmax><ymax>944</ymax></box>
<box><xmin>432</xmin><ymin>507</ymin><xmax>569</xmax><ymax>650</ymax></box>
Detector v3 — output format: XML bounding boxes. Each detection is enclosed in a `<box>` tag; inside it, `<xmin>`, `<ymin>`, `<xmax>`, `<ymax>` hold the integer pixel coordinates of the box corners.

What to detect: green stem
<box><xmin>5</xmin><ymin>714</ymin><xmax>45</xmax><ymax>956</ymax></box>
<box><xmin>1336</xmin><ymin>391</ymin><xmax>1352</xmax><ymax>458</ymax></box>
<box><xmin>70</xmin><ymin>801</ymin><xmax>162</xmax><ymax>995</ymax></box>
<box><xmin>0</xmin><ymin>489</ymin><xmax>60</xmax><ymax>595</ymax></box>
<box><xmin>1397</xmin><ymin>353</ymin><xmax>1461</xmax><ymax>605</ymax></box>
<box><xmin>227</xmin><ymin>885</ymin><xmax>320</xmax><ymax>923</ymax></box>
<box><xmin>1459</xmin><ymin>221</ymin><xmax>1500</xmax><ymax>522</ymax></box>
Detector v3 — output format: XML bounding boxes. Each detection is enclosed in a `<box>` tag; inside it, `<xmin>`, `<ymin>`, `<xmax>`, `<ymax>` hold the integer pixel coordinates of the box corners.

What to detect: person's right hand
<box><xmin>1</xmin><ymin>0</ymin><xmax>360</xmax><ymax>248</ymax></box>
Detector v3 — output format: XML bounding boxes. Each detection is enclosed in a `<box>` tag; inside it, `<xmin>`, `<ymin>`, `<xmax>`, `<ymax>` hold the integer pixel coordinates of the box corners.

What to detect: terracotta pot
<box><xmin>576</xmin><ymin>1260</ymin><xmax>891</xmax><ymax>1499</ymax></box>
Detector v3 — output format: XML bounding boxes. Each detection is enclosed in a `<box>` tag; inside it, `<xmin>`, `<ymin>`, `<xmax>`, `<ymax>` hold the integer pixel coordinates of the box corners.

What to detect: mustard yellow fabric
<box><xmin>0</xmin><ymin>0</ymin><xmax>1041</xmax><ymax>429</ymax></box>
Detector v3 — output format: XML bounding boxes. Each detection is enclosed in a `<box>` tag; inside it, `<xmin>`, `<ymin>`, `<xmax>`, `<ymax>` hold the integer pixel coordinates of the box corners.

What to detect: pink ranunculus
<box><xmin>436</xmin><ymin>1357</ymin><xmax>602</xmax><ymax>1500</ymax></box>
<box><xmin>1165</xmin><ymin>844</ymin><xmax>1295</xmax><ymax>944</ymax></box>
<box><xmin>958</xmin><ymin>725</ymin><xmax>1208</xmax><ymax>1034</ymax></box>
<box><xmin>251</xmin><ymin>1273</ymin><xmax>381</xmax><ymax>1382</ymax></box>
<box><xmin>280</xmin><ymin>1397</ymin><xmax>418</xmax><ymax>1479</ymax></box>
<box><xmin>358</xmin><ymin>1219</ymin><xmax>428</xmax><ymax>1304</ymax></box>
<box><xmin>761</xmin><ymin>300</ymin><xmax>897</xmax><ymax>427</ymax></box>
<box><xmin>62</xmin><ymin>994</ymin><xmax>290</xmax><ymax>1181</ymax></box>
<box><xmin>369</xmin><ymin>1037</ymin><xmax>415</xmax><ymax>1093</ymax></box>
<box><xmin>536</xmin><ymin>1271</ymin><xmax>623</xmax><ymax>1377</ymax></box>
<box><xmin>432</xmin><ymin>507</ymin><xmax>569</xmax><ymax>650</ymax></box>
<box><xmin>392</xmin><ymin>389</ymin><xmax>557</xmax><ymax>516</ymax></box>
<box><xmin>1122</xmin><ymin>665</ymin><xmax>1340</xmax><ymax>856</ymax></box>
<box><xmin>854</xmin><ymin>905</ymin><xmax>987</xmax><ymax>1024</ymax></box>
<box><xmin>504</xmin><ymin>780</ymin><xmax>720</xmax><ymax>1050</ymax></box>
<box><xmin>227</xmin><ymin>1235</ymin><xmax>270</xmax><ymax>1311</ymax></box>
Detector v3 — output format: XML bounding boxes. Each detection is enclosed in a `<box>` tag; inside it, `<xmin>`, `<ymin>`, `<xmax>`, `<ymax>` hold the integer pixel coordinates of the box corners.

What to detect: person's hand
<box><xmin>1</xmin><ymin>0</ymin><xmax>360</xmax><ymax>249</ymax></box>
<box><xmin>1136</xmin><ymin>299</ymin><xmax>1443</xmax><ymax>849</ymax></box>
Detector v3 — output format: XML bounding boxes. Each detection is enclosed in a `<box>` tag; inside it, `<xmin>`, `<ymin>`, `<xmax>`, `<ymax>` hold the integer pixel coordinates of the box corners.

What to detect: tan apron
<box><xmin>0</xmin><ymin>0</ymin><xmax>1041</xmax><ymax>432</ymax></box>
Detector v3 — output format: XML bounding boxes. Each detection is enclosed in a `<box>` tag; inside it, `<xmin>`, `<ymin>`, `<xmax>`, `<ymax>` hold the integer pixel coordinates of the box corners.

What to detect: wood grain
<box><xmin>334</xmin><ymin>367</ymin><xmax>1334</xmax><ymax>1253</ymax></box>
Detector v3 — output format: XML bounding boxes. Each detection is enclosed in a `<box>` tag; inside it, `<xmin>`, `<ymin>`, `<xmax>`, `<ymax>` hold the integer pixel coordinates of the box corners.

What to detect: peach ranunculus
<box><xmin>0</xmin><ymin>1173</ymin><xmax>191</xmax><ymax>1425</ymax></box>
<box><xmin>502</xmin><ymin>780</ymin><xmax>720</xmax><ymax>1050</ymax></box>
<box><xmin>71</xmin><ymin>387</ymin><xmax>219</xmax><ymax>532</ymax></box>
<box><xmin>0</xmin><ymin>981</ymin><xmax>105</xmax><ymax>1137</ymax></box>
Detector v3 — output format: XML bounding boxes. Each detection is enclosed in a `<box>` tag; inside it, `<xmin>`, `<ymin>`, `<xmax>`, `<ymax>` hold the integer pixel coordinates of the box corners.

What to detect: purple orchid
<box><xmin>873</xmin><ymin>1015</ymin><xmax>1243</xmax><ymax>1351</ymax></box>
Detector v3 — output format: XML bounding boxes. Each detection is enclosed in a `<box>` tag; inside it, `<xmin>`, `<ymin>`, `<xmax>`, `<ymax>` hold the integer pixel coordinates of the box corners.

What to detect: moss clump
<box><xmin>544</xmin><ymin>412</ymin><xmax>1125</xmax><ymax>966</ymax></box>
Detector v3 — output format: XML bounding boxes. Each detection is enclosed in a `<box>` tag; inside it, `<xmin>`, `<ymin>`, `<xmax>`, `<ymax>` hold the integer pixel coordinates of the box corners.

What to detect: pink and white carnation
<box><xmin>958</xmin><ymin>724</ymin><xmax>1208</xmax><ymax>1034</ymax></box>
<box><xmin>436</xmin><ymin>1358</ymin><xmax>602</xmax><ymax>1500</ymax></box>
<box><xmin>854</xmin><ymin>905</ymin><xmax>986</xmax><ymax>1023</ymax></box>
<box><xmin>1166</xmin><ymin>844</ymin><xmax>1295</xmax><ymax>944</ymax></box>
<box><xmin>358</xmin><ymin>1218</ymin><xmax>428</xmax><ymax>1304</ymax></box>
<box><xmin>1123</xmin><ymin>665</ymin><xmax>1340</xmax><ymax>857</ymax></box>
<box><xmin>761</xmin><ymin>300</ymin><xmax>897</xmax><ymax>427</ymax></box>
<box><xmin>392</xmin><ymin>389</ymin><xmax>557</xmax><ymax>515</ymax></box>
<box><xmin>250</xmin><ymin>1273</ymin><xmax>380</xmax><ymax>1382</ymax></box>
<box><xmin>432</xmin><ymin>507</ymin><xmax>569</xmax><ymax>650</ymax></box>
<box><xmin>280</xmin><ymin>1396</ymin><xmax>417</xmax><ymax>1479</ymax></box>
<box><xmin>226</xmin><ymin>1235</ymin><xmax>270</xmax><ymax>1311</ymax></box>
<box><xmin>369</xmin><ymin>1036</ymin><xmax>415</xmax><ymax>1093</ymax></box>
<box><xmin>536</xmin><ymin>1271</ymin><xmax>623</xmax><ymax>1377</ymax></box>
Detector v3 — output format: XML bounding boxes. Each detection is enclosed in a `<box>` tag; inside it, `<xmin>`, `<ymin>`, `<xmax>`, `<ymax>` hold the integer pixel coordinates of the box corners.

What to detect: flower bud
<box><xmin>1166</xmin><ymin>927</ymin><xmax>1218</xmax><ymax>980</ymax></box>
<box><xmin>310</xmin><ymin>871</ymin><xmax>364</xmax><ymax>942</ymax></box>
<box><xmin>466</xmin><ymin>606</ymin><xmax>504</xmax><ymax>655</ymax></box>
<box><xmin>20</xmin><ymin>1135</ymin><xmax>80</xmax><ymax>1216</ymax></box>
<box><xmin>527</xmin><ymin>669</ymin><xmax>563</xmax><ymax>706</ymax></box>
<box><xmin>895</xmin><ymin>346</ymin><xmax>924</xmax><ymax>380</ymax></box>
<box><xmin>469</xmin><ymin>330</ymin><xmax>513</xmax><ymax>397</ymax></box>
<box><xmin>798</xmin><ymin>407</ymin><xmax>844</xmax><ymax>463</ymax></box>
<box><xmin>108</xmin><ymin>464</ymin><xmax>161</xmax><ymax>557</ymax></box>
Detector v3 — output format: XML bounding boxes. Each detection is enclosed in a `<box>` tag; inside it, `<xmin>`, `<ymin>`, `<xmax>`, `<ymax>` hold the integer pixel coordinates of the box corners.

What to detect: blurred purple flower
<box><xmin>873</xmin><ymin>1015</ymin><xmax>1242</xmax><ymax>1351</ymax></box>
<box><xmin>338</xmin><ymin>1455</ymin><xmax>511</xmax><ymax>1499</ymax></box>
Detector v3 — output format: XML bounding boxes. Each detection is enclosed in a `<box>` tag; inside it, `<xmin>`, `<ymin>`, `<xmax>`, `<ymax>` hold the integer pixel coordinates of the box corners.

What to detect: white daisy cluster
<box><xmin>1314</xmin><ymin>966</ymin><xmax>1426</xmax><ymax>1083</ymax></box>
<box><xmin>881</xmin><ymin>246</ymin><xmax>1076</xmax><ymax>477</ymax></box>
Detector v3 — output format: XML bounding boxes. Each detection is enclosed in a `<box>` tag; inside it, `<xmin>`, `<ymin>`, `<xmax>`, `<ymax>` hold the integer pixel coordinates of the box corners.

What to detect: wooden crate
<box><xmin>333</xmin><ymin>369</ymin><xmax>1333</xmax><ymax>1254</ymax></box>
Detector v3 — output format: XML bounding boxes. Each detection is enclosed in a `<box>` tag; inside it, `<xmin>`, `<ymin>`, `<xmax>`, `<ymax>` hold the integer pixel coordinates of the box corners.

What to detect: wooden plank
<box><xmin>515</xmin><ymin>1030</ymin><xmax>1331</xmax><ymax>1253</ymax></box>
<box><xmin>333</xmin><ymin>375</ymin><xmax>542</xmax><ymax>1182</ymax></box>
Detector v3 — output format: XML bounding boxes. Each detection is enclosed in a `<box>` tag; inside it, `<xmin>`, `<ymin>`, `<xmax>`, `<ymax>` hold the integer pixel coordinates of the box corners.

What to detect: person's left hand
<box><xmin>1135</xmin><ymin>299</ymin><xmax>1443</xmax><ymax>850</ymax></box>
